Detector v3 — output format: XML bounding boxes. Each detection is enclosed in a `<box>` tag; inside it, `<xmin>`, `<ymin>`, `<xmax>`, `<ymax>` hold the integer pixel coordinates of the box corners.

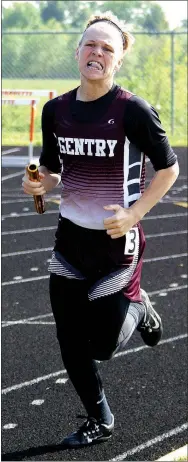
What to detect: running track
<box><xmin>1</xmin><ymin>146</ymin><xmax>187</xmax><ymax>461</ymax></box>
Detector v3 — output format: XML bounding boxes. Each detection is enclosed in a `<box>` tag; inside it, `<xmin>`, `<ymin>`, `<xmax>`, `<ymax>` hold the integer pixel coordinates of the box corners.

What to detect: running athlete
<box><xmin>22</xmin><ymin>13</ymin><xmax>179</xmax><ymax>448</ymax></box>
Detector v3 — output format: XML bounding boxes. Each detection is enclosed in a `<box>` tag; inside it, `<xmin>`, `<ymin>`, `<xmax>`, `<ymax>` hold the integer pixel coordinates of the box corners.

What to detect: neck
<box><xmin>77</xmin><ymin>77</ymin><xmax>114</xmax><ymax>101</ymax></box>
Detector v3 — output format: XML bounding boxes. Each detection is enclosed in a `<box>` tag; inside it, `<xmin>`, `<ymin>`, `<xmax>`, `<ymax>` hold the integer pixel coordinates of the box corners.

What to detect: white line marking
<box><xmin>2</xmin><ymin>321</ymin><xmax>55</xmax><ymax>326</ymax></box>
<box><xmin>2</xmin><ymin>313</ymin><xmax>53</xmax><ymax>327</ymax></box>
<box><xmin>2</xmin><ymin>285</ymin><xmax>187</xmax><ymax>327</ymax></box>
<box><xmin>2</xmin><ymin>197</ymin><xmax>60</xmax><ymax>204</ymax></box>
<box><xmin>2</xmin><ymin>210</ymin><xmax>58</xmax><ymax>218</ymax></box>
<box><xmin>31</xmin><ymin>399</ymin><xmax>44</xmax><ymax>406</ymax></box>
<box><xmin>2</xmin><ymin>247</ymin><xmax>52</xmax><ymax>257</ymax></box>
<box><xmin>1</xmin><ymin>275</ymin><xmax>49</xmax><ymax>286</ymax></box>
<box><xmin>143</xmin><ymin>253</ymin><xmax>187</xmax><ymax>262</ymax></box>
<box><xmin>2</xmin><ymin>249</ymin><xmax>187</xmax><ymax>261</ymax></box>
<box><xmin>1</xmin><ymin>211</ymin><xmax>187</xmax><ymax>220</ymax></box>
<box><xmin>3</xmin><ymin>423</ymin><xmax>18</xmax><ymax>429</ymax></box>
<box><xmin>55</xmin><ymin>378</ymin><xmax>68</xmax><ymax>384</ymax></box>
<box><xmin>1</xmin><ymin>334</ymin><xmax>187</xmax><ymax>395</ymax></box>
<box><xmin>1</xmin><ymin>228</ymin><xmax>187</xmax><ymax>238</ymax></box>
<box><xmin>2</xmin><ymin>198</ymin><xmax>34</xmax><ymax>204</ymax></box>
<box><xmin>114</xmin><ymin>333</ymin><xmax>187</xmax><ymax>358</ymax></box>
<box><xmin>147</xmin><ymin>285</ymin><xmax>187</xmax><ymax>296</ymax></box>
<box><xmin>143</xmin><ymin>213</ymin><xmax>186</xmax><ymax>220</ymax></box>
<box><xmin>2</xmin><ymin>370</ymin><xmax>67</xmax><ymax>395</ymax></box>
<box><xmin>2</xmin><ymin>170</ymin><xmax>25</xmax><ymax>181</ymax></box>
<box><xmin>146</xmin><ymin>230</ymin><xmax>187</xmax><ymax>238</ymax></box>
<box><xmin>109</xmin><ymin>423</ymin><xmax>188</xmax><ymax>461</ymax></box>
<box><xmin>2</xmin><ymin>148</ymin><xmax>20</xmax><ymax>155</ymax></box>
<box><xmin>2</xmin><ymin>226</ymin><xmax>56</xmax><ymax>236</ymax></box>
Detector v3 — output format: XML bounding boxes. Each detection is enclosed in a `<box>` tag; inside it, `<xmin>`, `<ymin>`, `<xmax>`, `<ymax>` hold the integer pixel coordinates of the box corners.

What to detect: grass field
<box><xmin>2</xmin><ymin>79</ymin><xmax>187</xmax><ymax>147</ymax></box>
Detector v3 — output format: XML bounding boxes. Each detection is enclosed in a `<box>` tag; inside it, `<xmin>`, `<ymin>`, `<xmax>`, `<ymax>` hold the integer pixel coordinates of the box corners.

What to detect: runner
<box><xmin>22</xmin><ymin>12</ymin><xmax>179</xmax><ymax>448</ymax></box>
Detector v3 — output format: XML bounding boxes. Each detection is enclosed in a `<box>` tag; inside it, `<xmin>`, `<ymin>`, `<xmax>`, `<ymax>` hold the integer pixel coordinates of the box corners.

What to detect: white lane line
<box><xmin>2</xmin><ymin>247</ymin><xmax>52</xmax><ymax>257</ymax></box>
<box><xmin>115</xmin><ymin>333</ymin><xmax>187</xmax><ymax>358</ymax></box>
<box><xmin>2</xmin><ymin>198</ymin><xmax>34</xmax><ymax>204</ymax></box>
<box><xmin>2</xmin><ymin>321</ymin><xmax>54</xmax><ymax>326</ymax></box>
<box><xmin>31</xmin><ymin>399</ymin><xmax>44</xmax><ymax>406</ymax></box>
<box><xmin>148</xmin><ymin>285</ymin><xmax>187</xmax><ymax>296</ymax></box>
<box><xmin>2</xmin><ymin>275</ymin><xmax>49</xmax><ymax>286</ymax></box>
<box><xmin>2</xmin><ymin>197</ymin><xmax>60</xmax><ymax>204</ymax></box>
<box><xmin>2</xmin><ymin>370</ymin><xmax>68</xmax><ymax>395</ymax></box>
<box><xmin>2</xmin><ymin>285</ymin><xmax>187</xmax><ymax>327</ymax></box>
<box><xmin>1</xmin><ymin>228</ymin><xmax>187</xmax><ymax>238</ymax></box>
<box><xmin>1</xmin><ymin>211</ymin><xmax>187</xmax><ymax>220</ymax></box>
<box><xmin>3</xmin><ymin>423</ymin><xmax>18</xmax><ymax>429</ymax></box>
<box><xmin>2</xmin><ymin>246</ymin><xmax>187</xmax><ymax>260</ymax></box>
<box><xmin>2</xmin><ymin>226</ymin><xmax>56</xmax><ymax>236</ymax></box>
<box><xmin>4</xmin><ymin>321</ymin><xmax>55</xmax><ymax>325</ymax></box>
<box><xmin>55</xmin><ymin>378</ymin><xmax>68</xmax><ymax>384</ymax></box>
<box><xmin>144</xmin><ymin>253</ymin><xmax>187</xmax><ymax>262</ymax></box>
<box><xmin>1</xmin><ymin>334</ymin><xmax>187</xmax><ymax>395</ymax></box>
<box><xmin>2</xmin><ymin>170</ymin><xmax>25</xmax><ymax>182</ymax></box>
<box><xmin>2</xmin><ymin>313</ymin><xmax>53</xmax><ymax>327</ymax></box>
<box><xmin>143</xmin><ymin>213</ymin><xmax>186</xmax><ymax>220</ymax></box>
<box><xmin>2</xmin><ymin>148</ymin><xmax>20</xmax><ymax>155</ymax></box>
<box><xmin>1</xmin><ymin>210</ymin><xmax>58</xmax><ymax>219</ymax></box>
<box><xmin>109</xmin><ymin>423</ymin><xmax>188</xmax><ymax>461</ymax></box>
<box><xmin>146</xmin><ymin>230</ymin><xmax>187</xmax><ymax>238</ymax></box>
<box><xmin>2</xmin><ymin>263</ymin><xmax>187</xmax><ymax>286</ymax></box>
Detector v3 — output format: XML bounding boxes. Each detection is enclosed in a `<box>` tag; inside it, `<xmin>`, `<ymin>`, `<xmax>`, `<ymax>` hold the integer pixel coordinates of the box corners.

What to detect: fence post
<box><xmin>171</xmin><ymin>31</ymin><xmax>175</xmax><ymax>136</ymax></box>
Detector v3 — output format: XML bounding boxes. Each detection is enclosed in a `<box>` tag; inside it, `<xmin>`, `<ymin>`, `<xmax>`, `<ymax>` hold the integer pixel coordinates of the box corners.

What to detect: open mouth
<box><xmin>87</xmin><ymin>61</ymin><xmax>103</xmax><ymax>71</ymax></box>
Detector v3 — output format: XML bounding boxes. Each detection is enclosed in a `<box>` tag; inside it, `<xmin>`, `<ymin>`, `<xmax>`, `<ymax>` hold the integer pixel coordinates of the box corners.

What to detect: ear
<box><xmin>116</xmin><ymin>57</ymin><xmax>123</xmax><ymax>71</ymax></box>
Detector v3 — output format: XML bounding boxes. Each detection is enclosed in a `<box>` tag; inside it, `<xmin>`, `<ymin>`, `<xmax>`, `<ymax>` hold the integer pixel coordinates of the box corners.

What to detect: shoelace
<box><xmin>77</xmin><ymin>415</ymin><xmax>100</xmax><ymax>438</ymax></box>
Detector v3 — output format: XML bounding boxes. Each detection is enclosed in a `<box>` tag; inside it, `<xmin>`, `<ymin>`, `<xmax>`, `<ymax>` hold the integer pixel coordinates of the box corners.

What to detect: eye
<box><xmin>103</xmin><ymin>47</ymin><xmax>113</xmax><ymax>53</ymax></box>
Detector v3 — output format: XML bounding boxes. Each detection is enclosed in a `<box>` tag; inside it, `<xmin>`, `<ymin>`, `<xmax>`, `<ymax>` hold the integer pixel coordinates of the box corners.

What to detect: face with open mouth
<box><xmin>76</xmin><ymin>22</ymin><xmax>123</xmax><ymax>81</ymax></box>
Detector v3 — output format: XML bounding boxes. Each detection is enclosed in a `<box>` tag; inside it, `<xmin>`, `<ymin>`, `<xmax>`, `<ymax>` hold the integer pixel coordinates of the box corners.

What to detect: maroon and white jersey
<box><xmin>40</xmin><ymin>85</ymin><xmax>176</xmax><ymax>230</ymax></box>
<box><xmin>40</xmin><ymin>85</ymin><xmax>177</xmax><ymax>301</ymax></box>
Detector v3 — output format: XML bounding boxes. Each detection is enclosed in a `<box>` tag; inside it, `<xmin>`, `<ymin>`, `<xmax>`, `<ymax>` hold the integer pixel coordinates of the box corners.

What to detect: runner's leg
<box><xmin>49</xmin><ymin>273</ymin><xmax>112</xmax><ymax>423</ymax></box>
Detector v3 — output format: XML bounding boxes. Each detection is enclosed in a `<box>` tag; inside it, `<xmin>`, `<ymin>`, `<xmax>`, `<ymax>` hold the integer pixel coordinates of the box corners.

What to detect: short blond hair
<box><xmin>84</xmin><ymin>11</ymin><xmax>134</xmax><ymax>53</ymax></box>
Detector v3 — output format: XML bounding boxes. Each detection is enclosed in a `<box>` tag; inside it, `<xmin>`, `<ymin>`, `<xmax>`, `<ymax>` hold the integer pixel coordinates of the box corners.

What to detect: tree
<box><xmin>137</xmin><ymin>3</ymin><xmax>169</xmax><ymax>32</ymax></box>
<box><xmin>2</xmin><ymin>3</ymin><xmax>41</xmax><ymax>29</ymax></box>
<box><xmin>179</xmin><ymin>18</ymin><xmax>188</xmax><ymax>30</ymax></box>
<box><xmin>99</xmin><ymin>1</ymin><xmax>144</xmax><ymax>24</ymax></box>
<box><xmin>39</xmin><ymin>1</ymin><xmax>65</xmax><ymax>23</ymax></box>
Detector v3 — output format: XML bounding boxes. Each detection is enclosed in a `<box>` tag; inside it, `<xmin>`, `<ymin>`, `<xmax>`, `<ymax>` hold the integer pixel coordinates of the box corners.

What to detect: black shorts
<box><xmin>48</xmin><ymin>215</ymin><xmax>146</xmax><ymax>302</ymax></box>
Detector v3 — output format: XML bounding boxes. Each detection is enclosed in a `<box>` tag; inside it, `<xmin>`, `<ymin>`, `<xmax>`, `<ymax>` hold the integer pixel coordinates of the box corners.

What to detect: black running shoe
<box><xmin>62</xmin><ymin>415</ymin><xmax>114</xmax><ymax>448</ymax></box>
<box><xmin>137</xmin><ymin>289</ymin><xmax>163</xmax><ymax>347</ymax></box>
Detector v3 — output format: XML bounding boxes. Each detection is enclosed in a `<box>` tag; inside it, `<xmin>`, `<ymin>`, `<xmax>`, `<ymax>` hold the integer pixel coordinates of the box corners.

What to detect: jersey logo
<box><xmin>108</xmin><ymin>119</ymin><xmax>115</xmax><ymax>124</ymax></box>
<box><xmin>57</xmin><ymin>137</ymin><xmax>117</xmax><ymax>157</ymax></box>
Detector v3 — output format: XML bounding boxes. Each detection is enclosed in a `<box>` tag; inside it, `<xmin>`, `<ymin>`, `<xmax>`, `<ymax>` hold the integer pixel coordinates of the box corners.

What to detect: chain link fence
<box><xmin>2</xmin><ymin>30</ymin><xmax>187</xmax><ymax>147</ymax></box>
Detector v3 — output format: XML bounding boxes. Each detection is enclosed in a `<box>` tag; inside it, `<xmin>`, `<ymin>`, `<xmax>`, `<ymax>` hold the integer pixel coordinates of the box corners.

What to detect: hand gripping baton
<box><xmin>26</xmin><ymin>164</ymin><xmax>45</xmax><ymax>214</ymax></box>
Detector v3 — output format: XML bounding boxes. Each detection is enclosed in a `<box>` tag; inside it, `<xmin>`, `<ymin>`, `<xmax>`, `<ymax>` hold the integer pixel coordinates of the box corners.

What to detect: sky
<box><xmin>155</xmin><ymin>1</ymin><xmax>187</xmax><ymax>28</ymax></box>
<box><xmin>2</xmin><ymin>1</ymin><xmax>188</xmax><ymax>29</ymax></box>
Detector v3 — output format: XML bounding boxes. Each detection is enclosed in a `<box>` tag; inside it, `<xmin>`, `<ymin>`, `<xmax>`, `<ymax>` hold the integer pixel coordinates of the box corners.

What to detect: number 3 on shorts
<box><xmin>124</xmin><ymin>227</ymin><xmax>139</xmax><ymax>255</ymax></box>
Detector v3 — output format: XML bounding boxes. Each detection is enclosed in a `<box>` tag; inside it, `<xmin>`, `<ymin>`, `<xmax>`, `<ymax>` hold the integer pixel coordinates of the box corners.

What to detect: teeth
<box><xmin>87</xmin><ymin>61</ymin><xmax>103</xmax><ymax>70</ymax></box>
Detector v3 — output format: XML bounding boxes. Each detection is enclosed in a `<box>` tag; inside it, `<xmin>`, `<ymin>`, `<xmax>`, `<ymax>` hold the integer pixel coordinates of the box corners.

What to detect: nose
<box><xmin>92</xmin><ymin>46</ymin><xmax>103</xmax><ymax>57</ymax></box>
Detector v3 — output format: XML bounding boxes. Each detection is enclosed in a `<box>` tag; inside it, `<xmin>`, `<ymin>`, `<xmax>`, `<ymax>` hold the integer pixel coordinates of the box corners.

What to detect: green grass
<box><xmin>2</xmin><ymin>79</ymin><xmax>187</xmax><ymax>147</ymax></box>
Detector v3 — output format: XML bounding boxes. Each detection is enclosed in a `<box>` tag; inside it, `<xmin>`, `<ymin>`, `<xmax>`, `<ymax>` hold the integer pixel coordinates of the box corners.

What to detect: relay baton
<box><xmin>26</xmin><ymin>163</ymin><xmax>45</xmax><ymax>214</ymax></box>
